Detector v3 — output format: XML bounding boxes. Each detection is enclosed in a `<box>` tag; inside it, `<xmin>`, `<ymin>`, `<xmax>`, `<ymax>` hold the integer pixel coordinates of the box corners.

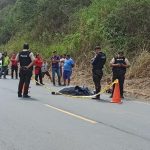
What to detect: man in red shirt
<box><xmin>34</xmin><ymin>53</ymin><xmax>44</xmax><ymax>85</ymax></box>
<box><xmin>11</xmin><ymin>53</ymin><xmax>18</xmax><ymax>79</ymax></box>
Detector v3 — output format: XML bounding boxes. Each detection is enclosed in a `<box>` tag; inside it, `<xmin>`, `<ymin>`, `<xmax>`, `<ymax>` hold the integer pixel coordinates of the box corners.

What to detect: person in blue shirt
<box><xmin>63</xmin><ymin>55</ymin><xmax>75</xmax><ymax>86</ymax></box>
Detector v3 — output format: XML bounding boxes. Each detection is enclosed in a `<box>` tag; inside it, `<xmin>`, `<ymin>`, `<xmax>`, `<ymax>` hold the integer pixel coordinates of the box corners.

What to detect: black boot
<box><xmin>23</xmin><ymin>94</ymin><xmax>31</xmax><ymax>98</ymax></box>
<box><xmin>92</xmin><ymin>95</ymin><xmax>100</xmax><ymax>100</ymax></box>
<box><xmin>18</xmin><ymin>93</ymin><xmax>22</xmax><ymax>97</ymax></box>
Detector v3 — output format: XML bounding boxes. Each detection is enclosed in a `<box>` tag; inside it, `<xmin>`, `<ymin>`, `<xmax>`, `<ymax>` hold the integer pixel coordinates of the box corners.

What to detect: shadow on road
<box><xmin>18</xmin><ymin>97</ymin><xmax>39</xmax><ymax>101</ymax></box>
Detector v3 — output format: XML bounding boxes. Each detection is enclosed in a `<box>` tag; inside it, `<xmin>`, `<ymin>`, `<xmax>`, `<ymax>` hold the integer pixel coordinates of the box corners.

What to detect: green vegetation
<box><xmin>0</xmin><ymin>0</ymin><xmax>150</xmax><ymax>75</ymax></box>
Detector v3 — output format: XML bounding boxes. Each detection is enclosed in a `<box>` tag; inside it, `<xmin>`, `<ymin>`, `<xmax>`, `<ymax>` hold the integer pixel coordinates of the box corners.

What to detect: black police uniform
<box><xmin>18</xmin><ymin>51</ymin><xmax>33</xmax><ymax>97</ymax></box>
<box><xmin>92</xmin><ymin>52</ymin><xmax>106</xmax><ymax>99</ymax></box>
<box><xmin>112</xmin><ymin>57</ymin><xmax>126</xmax><ymax>97</ymax></box>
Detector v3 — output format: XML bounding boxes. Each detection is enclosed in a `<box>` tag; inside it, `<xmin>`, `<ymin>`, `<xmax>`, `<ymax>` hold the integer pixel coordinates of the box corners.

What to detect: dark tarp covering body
<box><xmin>59</xmin><ymin>86</ymin><xmax>93</xmax><ymax>96</ymax></box>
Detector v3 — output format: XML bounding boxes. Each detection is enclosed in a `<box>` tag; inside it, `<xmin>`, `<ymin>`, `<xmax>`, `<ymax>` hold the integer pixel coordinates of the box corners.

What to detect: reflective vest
<box><xmin>3</xmin><ymin>56</ymin><xmax>10</xmax><ymax>66</ymax></box>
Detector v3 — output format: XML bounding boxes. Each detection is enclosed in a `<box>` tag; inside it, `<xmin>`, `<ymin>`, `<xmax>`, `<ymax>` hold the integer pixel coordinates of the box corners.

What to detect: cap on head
<box><xmin>95</xmin><ymin>46</ymin><xmax>101</xmax><ymax>50</ymax></box>
<box><xmin>23</xmin><ymin>43</ymin><xmax>29</xmax><ymax>50</ymax></box>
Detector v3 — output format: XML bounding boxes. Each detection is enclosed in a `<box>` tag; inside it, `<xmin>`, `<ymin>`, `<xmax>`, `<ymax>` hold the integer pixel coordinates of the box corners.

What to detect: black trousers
<box><xmin>11</xmin><ymin>65</ymin><xmax>18</xmax><ymax>79</ymax></box>
<box><xmin>2</xmin><ymin>66</ymin><xmax>8</xmax><ymax>78</ymax></box>
<box><xmin>92</xmin><ymin>69</ymin><xmax>103</xmax><ymax>98</ymax></box>
<box><xmin>112</xmin><ymin>73</ymin><xmax>125</xmax><ymax>97</ymax></box>
<box><xmin>35</xmin><ymin>68</ymin><xmax>43</xmax><ymax>84</ymax></box>
<box><xmin>18</xmin><ymin>68</ymin><xmax>32</xmax><ymax>96</ymax></box>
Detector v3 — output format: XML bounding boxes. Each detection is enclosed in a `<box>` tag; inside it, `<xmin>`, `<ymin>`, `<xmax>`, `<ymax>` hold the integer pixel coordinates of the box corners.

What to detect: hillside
<box><xmin>0</xmin><ymin>0</ymin><xmax>150</xmax><ymax>100</ymax></box>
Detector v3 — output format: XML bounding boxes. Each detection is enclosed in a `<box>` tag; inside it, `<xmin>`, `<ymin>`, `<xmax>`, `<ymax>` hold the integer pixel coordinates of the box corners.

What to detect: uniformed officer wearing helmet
<box><xmin>16</xmin><ymin>43</ymin><xmax>35</xmax><ymax>98</ymax></box>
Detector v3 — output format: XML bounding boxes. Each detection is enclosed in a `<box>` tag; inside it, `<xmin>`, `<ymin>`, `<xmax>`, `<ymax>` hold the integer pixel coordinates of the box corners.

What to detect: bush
<box><xmin>104</xmin><ymin>0</ymin><xmax>150</xmax><ymax>54</ymax></box>
<box><xmin>128</xmin><ymin>50</ymin><xmax>150</xmax><ymax>78</ymax></box>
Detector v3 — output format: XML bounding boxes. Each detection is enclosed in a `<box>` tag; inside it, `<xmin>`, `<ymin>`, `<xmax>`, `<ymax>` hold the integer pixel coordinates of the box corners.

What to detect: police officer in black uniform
<box><xmin>91</xmin><ymin>46</ymin><xmax>106</xmax><ymax>100</ymax></box>
<box><xmin>16</xmin><ymin>43</ymin><xmax>35</xmax><ymax>98</ymax></box>
<box><xmin>110</xmin><ymin>51</ymin><xmax>130</xmax><ymax>98</ymax></box>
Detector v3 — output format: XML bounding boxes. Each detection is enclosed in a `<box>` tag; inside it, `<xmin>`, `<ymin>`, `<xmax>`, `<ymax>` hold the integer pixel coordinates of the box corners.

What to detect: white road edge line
<box><xmin>44</xmin><ymin>104</ymin><xmax>97</xmax><ymax>124</ymax></box>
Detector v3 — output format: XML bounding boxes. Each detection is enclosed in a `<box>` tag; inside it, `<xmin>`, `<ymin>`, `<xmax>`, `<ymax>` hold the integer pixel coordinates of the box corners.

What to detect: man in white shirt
<box><xmin>41</xmin><ymin>60</ymin><xmax>52</xmax><ymax>82</ymax></box>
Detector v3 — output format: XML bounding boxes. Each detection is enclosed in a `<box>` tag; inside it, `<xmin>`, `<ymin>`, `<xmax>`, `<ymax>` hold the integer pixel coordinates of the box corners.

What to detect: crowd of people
<box><xmin>0</xmin><ymin>43</ymin><xmax>130</xmax><ymax>99</ymax></box>
<box><xmin>0</xmin><ymin>44</ymin><xmax>75</xmax><ymax>98</ymax></box>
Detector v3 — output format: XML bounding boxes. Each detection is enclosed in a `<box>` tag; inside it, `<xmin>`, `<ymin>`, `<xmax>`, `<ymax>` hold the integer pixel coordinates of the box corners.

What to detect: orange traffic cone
<box><xmin>111</xmin><ymin>80</ymin><xmax>122</xmax><ymax>104</ymax></box>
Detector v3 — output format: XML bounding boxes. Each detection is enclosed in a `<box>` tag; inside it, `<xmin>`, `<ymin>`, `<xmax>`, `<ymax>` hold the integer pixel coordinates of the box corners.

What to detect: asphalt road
<box><xmin>0</xmin><ymin>76</ymin><xmax>150</xmax><ymax>150</ymax></box>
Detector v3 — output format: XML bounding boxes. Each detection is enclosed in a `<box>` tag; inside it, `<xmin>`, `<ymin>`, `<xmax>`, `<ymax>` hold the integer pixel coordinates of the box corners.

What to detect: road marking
<box><xmin>44</xmin><ymin>104</ymin><xmax>97</xmax><ymax>124</ymax></box>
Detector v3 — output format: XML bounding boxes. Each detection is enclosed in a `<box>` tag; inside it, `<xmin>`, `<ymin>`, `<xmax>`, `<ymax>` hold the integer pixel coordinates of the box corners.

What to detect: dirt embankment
<box><xmin>71</xmin><ymin>70</ymin><xmax>150</xmax><ymax>101</ymax></box>
<box><xmin>71</xmin><ymin>51</ymin><xmax>150</xmax><ymax>101</ymax></box>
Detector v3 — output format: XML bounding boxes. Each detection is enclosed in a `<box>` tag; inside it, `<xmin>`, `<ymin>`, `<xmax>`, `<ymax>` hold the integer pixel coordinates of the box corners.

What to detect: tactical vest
<box><xmin>19</xmin><ymin>51</ymin><xmax>33</xmax><ymax>70</ymax></box>
<box><xmin>112</xmin><ymin>57</ymin><xmax>126</xmax><ymax>74</ymax></box>
<box><xmin>92</xmin><ymin>52</ymin><xmax>106</xmax><ymax>70</ymax></box>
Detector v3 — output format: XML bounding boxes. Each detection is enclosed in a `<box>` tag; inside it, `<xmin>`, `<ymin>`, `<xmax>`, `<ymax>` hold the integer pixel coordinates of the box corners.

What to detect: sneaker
<box><xmin>23</xmin><ymin>95</ymin><xmax>31</xmax><ymax>98</ymax></box>
<box><xmin>40</xmin><ymin>83</ymin><xmax>45</xmax><ymax>85</ymax></box>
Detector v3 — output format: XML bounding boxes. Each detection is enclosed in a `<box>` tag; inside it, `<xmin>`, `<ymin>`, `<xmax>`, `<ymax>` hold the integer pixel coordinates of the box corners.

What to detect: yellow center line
<box><xmin>44</xmin><ymin>104</ymin><xmax>97</xmax><ymax>124</ymax></box>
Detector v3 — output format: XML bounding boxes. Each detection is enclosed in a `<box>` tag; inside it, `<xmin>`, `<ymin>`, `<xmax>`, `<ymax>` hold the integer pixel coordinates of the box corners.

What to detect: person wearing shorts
<box><xmin>63</xmin><ymin>55</ymin><xmax>74</xmax><ymax>86</ymax></box>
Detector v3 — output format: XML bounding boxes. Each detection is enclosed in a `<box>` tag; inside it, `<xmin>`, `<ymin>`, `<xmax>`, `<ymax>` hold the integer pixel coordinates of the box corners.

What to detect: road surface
<box><xmin>0</xmin><ymin>77</ymin><xmax>150</xmax><ymax>150</ymax></box>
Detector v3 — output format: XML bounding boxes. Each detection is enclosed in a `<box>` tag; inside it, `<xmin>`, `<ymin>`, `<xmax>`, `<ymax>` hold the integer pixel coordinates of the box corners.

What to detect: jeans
<box><xmin>52</xmin><ymin>67</ymin><xmax>61</xmax><ymax>85</ymax></box>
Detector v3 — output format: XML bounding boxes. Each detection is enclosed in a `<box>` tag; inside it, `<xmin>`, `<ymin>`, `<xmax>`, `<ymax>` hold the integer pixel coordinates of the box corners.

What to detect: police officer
<box><xmin>16</xmin><ymin>43</ymin><xmax>35</xmax><ymax>98</ymax></box>
<box><xmin>110</xmin><ymin>51</ymin><xmax>130</xmax><ymax>98</ymax></box>
<box><xmin>91</xmin><ymin>46</ymin><xmax>106</xmax><ymax>100</ymax></box>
